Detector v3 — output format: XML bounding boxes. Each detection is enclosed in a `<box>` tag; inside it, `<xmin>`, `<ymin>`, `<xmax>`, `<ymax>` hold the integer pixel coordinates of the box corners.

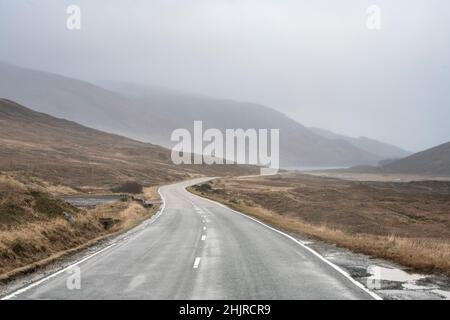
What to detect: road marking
<box><xmin>193</xmin><ymin>257</ymin><xmax>201</xmax><ymax>269</ymax></box>
<box><xmin>201</xmin><ymin>235</ymin><xmax>206</xmax><ymax>241</ymax></box>
<box><xmin>203</xmin><ymin>226</ymin><xmax>207</xmax><ymax>230</ymax></box>
<box><xmin>187</xmin><ymin>185</ymin><xmax>383</xmax><ymax>301</ymax></box>
<box><xmin>1</xmin><ymin>242</ymin><xmax>116</xmax><ymax>300</ymax></box>
<box><xmin>2</xmin><ymin>187</ymin><xmax>168</xmax><ymax>300</ymax></box>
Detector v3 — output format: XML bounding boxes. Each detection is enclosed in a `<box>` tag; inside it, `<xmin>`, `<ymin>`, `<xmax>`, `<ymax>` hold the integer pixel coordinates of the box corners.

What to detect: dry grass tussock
<box><xmin>0</xmin><ymin>176</ymin><xmax>159</xmax><ymax>278</ymax></box>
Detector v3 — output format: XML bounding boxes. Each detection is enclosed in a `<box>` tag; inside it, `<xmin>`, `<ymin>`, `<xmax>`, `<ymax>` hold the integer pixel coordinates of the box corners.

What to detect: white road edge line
<box><xmin>1</xmin><ymin>243</ymin><xmax>117</xmax><ymax>300</ymax></box>
<box><xmin>193</xmin><ymin>257</ymin><xmax>201</xmax><ymax>269</ymax></box>
<box><xmin>1</xmin><ymin>187</ymin><xmax>167</xmax><ymax>300</ymax></box>
<box><xmin>188</xmin><ymin>186</ymin><xmax>383</xmax><ymax>301</ymax></box>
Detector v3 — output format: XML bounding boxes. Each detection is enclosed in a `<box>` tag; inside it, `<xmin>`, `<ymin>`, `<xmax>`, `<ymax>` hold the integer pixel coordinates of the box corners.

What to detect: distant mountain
<box><xmin>309</xmin><ymin>127</ymin><xmax>411</xmax><ymax>160</ymax></box>
<box><xmin>382</xmin><ymin>142</ymin><xmax>450</xmax><ymax>176</ymax></box>
<box><xmin>103</xmin><ymin>82</ymin><xmax>383</xmax><ymax>167</ymax></box>
<box><xmin>0</xmin><ymin>62</ymin><xmax>180</xmax><ymax>144</ymax></box>
<box><xmin>0</xmin><ymin>99</ymin><xmax>256</xmax><ymax>189</ymax></box>
<box><xmin>0</xmin><ymin>62</ymin><xmax>382</xmax><ymax>167</ymax></box>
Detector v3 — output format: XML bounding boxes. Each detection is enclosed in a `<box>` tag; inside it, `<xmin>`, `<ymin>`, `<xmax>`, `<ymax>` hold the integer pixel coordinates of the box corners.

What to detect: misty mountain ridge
<box><xmin>382</xmin><ymin>142</ymin><xmax>450</xmax><ymax>176</ymax></box>
<box><xmin>0</xmin><ymin>61</ymin><xmax>406</xmax><ymax>167</ymax></box>
<box><xmin>0</xmin><ymin>98</ymin><xmax>256</xmax><ymax>188</ymax></box>
<box><xmin>309</xmin><ymin>127</ymin><xmax>411</xmax><ymax>160</ymax></box>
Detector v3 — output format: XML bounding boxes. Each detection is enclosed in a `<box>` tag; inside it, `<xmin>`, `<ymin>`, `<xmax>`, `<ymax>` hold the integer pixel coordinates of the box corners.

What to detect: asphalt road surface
<box><xmin>4</xmin><ymin>178</ymin><xmax>378</xmax><ymax>300</ymax></box>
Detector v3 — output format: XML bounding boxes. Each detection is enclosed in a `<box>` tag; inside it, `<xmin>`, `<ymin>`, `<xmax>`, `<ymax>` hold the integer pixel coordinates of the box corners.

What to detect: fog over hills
<box><xmin>0</xmin><ymin>98</ymin><xmax>256</xmax><ymax>188</ymax></box>
<box><xmin>0</xmin><ymin>62</ymin><xmax>180</xmax><ymax>145</ymax></box>
<box><xmin>309</xmin><ymin>127</ymin><xmax>411</xmax><ymax>160</ymax></box>
<box><xmin>382</xmin><ymin>142</ymin><xmax>450</xmax><ymax>176</ymax></box>
<box><xmin>0</xmin><ymin>62</ymin><xmax>409</xmax><ymax>167</ymax></box>
<box><xmin>105</xmin><ymin>82</ymin><xmax>386</xmax><ymax>167</ymax></box>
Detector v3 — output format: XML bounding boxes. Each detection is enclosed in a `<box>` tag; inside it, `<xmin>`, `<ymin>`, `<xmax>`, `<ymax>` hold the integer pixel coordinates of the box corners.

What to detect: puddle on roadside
<box><xmin>295</xmin><ymin>233</ymin><xmax>450</xmax><ymax>300</ymax></box>
<box><xmin>367</xmin><ymin>265</ymin><xmax>450</xmax><ymax>300</ymax></box>
<box><xmin>63</xmin><ymin>194</ymin><xmax>124</xmax><ymax>208</ymax></box>
<box><xmin>367</xmin><ymin>266</ymin><xmax>425</xmax><ymax>283</ymax></box>
<box><xmin>431</xmin><ymin>289</ymin><xmax>450</xmax><ymax>299</ymax></box>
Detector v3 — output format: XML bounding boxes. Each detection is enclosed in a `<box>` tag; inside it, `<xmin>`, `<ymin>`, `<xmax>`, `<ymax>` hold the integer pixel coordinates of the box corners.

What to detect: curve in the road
<box><xmin>2</xmin><ymin>178</ymin><xmax>381</xmax><ymax>300</ymax></box>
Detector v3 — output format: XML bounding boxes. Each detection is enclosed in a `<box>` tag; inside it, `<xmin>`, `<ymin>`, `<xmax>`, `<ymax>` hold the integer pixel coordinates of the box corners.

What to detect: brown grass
<box><xmin>143</xmin><ymin>186</ymin><xmax>160</xmax><ymax>201</ymax></box>
<box><xmin>0</xmin><ymin>99</ymin><xmax>258</xmax><ymax>191</ymax></box>
<box><xmin>0</xmin><ymin>172</ymin><xmax>77</xmax><ymax>196</ymax></box>
<box><xmin>0</xmin><ymin>176</ymin><xmax>161</xmax><ymax>279</ymax></box>
<box><xmin>188</xmin><ymin>173</ymin><xmax>450</xmax><ymax>275</ymax></box>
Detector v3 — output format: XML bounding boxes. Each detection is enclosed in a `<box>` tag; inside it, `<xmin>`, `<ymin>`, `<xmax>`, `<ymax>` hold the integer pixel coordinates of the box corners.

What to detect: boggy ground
<box><xmin>189</xmin><ymin>172</ymin><xmax>450</xmax><ymax>275</ymax></box>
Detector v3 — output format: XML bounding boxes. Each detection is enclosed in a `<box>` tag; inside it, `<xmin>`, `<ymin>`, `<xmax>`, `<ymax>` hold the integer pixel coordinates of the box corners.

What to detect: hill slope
<box><xmin>0</xmin><ymin>62</ymin><xmax>383</xmax><ymax>167</ymax></box>
<box><xmin>0</xmin><ymin>99</ymin><xmax>256</xmax><ymax>189</ymax></box>
<box><xmin>309</xmin><ymin>127</ymin><xmax>411</xmax><ymax>160</ymax></box>
<box><xmin>383</xmin><ymin>142</ymin><xmax>450</xmax><ymax>176</ymax></box>
<box><xmin>104</xmin><ymin>82</ymin><xmax>384</xmax><ymax>167</ymax></box>
<box><xmin>0</xmin><ymin>62</ymin><xmax>180</xmax><ymax>144</ymax></box>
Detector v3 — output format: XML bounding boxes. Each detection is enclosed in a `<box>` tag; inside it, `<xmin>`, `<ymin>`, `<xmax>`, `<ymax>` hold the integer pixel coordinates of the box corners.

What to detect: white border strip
<box><xmin>189</xmin><ymin>188</ymin><xmax>382</xmax><ymax>300</ymax></box>
<box><xmin>1</xmin><ymin>243</ymin><xmax>116</xmax><ymax>300</ymax></box>
<box><xmin>1</xmin><ymin>187</ymin><xmax>167</xmax><ymax>300</ymax></box>
<box><xmin>193</xmin><ymin>257</ymin><xmax>201</xmax><ymax>269</ymax></box>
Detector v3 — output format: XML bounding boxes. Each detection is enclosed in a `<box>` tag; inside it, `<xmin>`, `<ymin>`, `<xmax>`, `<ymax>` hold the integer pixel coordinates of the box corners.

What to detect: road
<box><xmin>3</xmin><ymin>178</ymin><xmax>378</xmax><ymax>300</ymax></box>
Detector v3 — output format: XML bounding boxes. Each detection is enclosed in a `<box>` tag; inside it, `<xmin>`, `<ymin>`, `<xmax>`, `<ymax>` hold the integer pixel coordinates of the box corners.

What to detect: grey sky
<box><xmin>1</xmin><ymin>0</ymin><xmax>449</xmax><ymax>152</ymax></box>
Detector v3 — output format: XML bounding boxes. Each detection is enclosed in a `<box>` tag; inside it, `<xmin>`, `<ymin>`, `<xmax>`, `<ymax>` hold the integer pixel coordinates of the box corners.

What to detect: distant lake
<box><xmin>283</xmin><ymin>166</ymin><xmax>349</xmax><ymax>172</ymax></box>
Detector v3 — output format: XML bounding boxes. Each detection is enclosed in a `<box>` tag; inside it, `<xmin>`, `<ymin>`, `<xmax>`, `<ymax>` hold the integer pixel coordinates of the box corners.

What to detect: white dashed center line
<box><xmin>201</xmin><ymin>235</ymin><xmax>206</xmax><ymax>241</ymax></box>
<box><xmin>193</xmin><ymin>257</ymin><xmax>201</xmax><ymax>269</ymax></box>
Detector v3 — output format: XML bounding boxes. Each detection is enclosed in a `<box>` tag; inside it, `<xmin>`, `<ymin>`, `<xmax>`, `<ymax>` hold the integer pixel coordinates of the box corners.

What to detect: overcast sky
<box><xmin>1</xmin><ymin>0</ymin><xmax>449</xmax><ymax>151</ymax></box>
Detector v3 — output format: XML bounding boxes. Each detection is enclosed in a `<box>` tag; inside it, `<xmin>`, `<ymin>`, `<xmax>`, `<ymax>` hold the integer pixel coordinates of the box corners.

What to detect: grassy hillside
<box><xmin>0</xmin><ymin>98</ymin><xmax>257</xmax><ymax>277</ymax></box>
<box><xmin>0</xmin><ymin>62</ymin><xmax>383</xmax><ymax>167</ymax></box>
<box><xmin>383</xmin><ymin>142</ymin><xmax>450</xmax><ymax>176</ymax></box>
<box><xmin>0</xmin><ymin>99</ymin><xmax>257</xmax><ymax>191</ymax></box>
<box><xmin>0</xmin><ymin>179</ymin><xmax>77</xmax><ymax>227</ymax></box>
<box><xmin>107</xmin><ymin>82</ymin><xmax>382</xmax><ymax>167</ymax></box>
<box><xmin>0</xmin><ymin>173</ymin><xmax>158</xmax><ymax>277</ymax></box>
